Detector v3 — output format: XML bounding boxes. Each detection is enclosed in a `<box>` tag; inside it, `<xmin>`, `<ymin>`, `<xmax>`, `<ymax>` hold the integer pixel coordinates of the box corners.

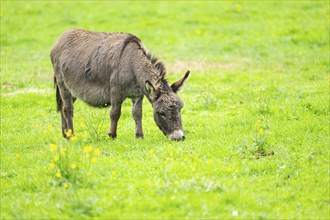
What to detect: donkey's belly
<box><xmin>69</xmin><ymin>83</ymin><xmax>111</xmax><ymax>108</ymax></box>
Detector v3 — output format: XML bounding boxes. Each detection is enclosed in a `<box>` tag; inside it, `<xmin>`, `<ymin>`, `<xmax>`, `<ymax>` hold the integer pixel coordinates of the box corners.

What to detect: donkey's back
<box><xmin>51</xmin><ymin>29</ymin><xmax>134</xmax><ymax>107</ymax></box>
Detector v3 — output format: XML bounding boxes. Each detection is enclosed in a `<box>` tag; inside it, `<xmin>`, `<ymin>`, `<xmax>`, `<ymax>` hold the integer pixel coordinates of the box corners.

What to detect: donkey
<box><xmin>50</xmin><ymin>29</ymin><xmax>190</xmax><ymax>141</ymax></box>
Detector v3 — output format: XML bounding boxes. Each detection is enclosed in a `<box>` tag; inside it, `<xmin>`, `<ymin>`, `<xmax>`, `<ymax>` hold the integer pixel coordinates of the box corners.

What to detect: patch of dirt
<box><xmin>3</xmin><ymin>88</ymin><xmax>52</xmax><ymax>96</ymax></box>
<box><xmin>166</xmin><ymin>60</ymin><xmax>243</xmax><ymax>73</ymax></box>
<box><xmin>256</xmin><ymin>150</ymin><xmax>275</xmax><ymax>159</ymax></box>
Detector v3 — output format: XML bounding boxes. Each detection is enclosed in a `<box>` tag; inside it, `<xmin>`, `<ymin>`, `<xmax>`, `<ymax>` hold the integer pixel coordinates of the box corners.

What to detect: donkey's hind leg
<box><xmin>57</xmin><ymin>81</ymin><xmax>74</xmax><ymax>139</ymax></box>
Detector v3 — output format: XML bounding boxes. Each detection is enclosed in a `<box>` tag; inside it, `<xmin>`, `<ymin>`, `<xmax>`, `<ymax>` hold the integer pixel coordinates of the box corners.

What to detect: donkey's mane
<box><xmin>146</xmin><ymin>53</ymin><xmax>167</xmax><ymax>79</ymax></box>
<box><xmin>121</xmin><ymin>35</ymin><xmax>167</xmax><ymax>80</ymax></box>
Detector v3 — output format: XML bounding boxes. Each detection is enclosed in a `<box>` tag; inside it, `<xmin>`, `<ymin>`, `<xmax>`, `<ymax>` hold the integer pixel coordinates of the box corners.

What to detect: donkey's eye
<box><xmin>159</xmin><ymin>112</ymin><xmax>166</xmax><ymax>118</ymax></box>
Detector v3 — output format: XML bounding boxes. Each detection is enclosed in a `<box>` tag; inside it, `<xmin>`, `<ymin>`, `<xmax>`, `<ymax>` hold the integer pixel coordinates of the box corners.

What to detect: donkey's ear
<box><xmin>171</xmin><ymin>71</ymin><xmax>190</xmax><ymax>93</ymax></box>
<box><xmin>145</xmin><ymin>80</ymin><xmax>158</xmax><ymax>101</ymax></box>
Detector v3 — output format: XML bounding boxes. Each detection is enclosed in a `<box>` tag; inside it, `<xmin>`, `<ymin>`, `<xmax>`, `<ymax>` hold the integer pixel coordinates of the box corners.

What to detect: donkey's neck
<box><xmin>133</xmin><ymin>58</ymin><xmax>160</xmax><ymax>103</ymax></box>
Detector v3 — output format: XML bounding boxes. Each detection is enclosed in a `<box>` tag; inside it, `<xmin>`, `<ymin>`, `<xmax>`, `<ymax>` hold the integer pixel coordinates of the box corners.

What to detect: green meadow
<box><xmin>1</xmin><ymin>1</ymin><xmax>329</xmax><ymax>219</ymax></box>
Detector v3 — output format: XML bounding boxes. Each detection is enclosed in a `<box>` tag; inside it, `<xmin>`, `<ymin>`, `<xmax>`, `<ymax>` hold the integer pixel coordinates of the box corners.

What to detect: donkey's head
<box><xmin>145</xmin><ymin>71</ymin><xmax>190</xmax><ymax>141</ymax></box>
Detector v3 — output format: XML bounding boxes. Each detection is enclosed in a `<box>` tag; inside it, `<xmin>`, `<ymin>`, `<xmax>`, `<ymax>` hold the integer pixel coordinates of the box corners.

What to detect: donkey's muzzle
<box><xmin>168</xmin><ymin>129</ymin><xmax>185</xmax><ymax>141</ymax></box>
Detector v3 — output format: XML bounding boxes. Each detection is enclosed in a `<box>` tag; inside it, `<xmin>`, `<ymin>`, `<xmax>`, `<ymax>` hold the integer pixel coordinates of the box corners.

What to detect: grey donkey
<box><xmin>50</xmin><ymin>29</ymin><xmax>190</xmax><ymax>141</ymax></box>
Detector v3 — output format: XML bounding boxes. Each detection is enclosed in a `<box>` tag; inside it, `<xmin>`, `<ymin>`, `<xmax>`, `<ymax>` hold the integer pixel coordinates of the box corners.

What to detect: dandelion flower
<box><xmin>94</xmin><ymin>148</ymin><xmax>101</xmax><ymax>156</ymax></box>
<box><xmin>55</xmin><ymin>172</ymin><xmax>61</xmax><ymax>178</ymax></box>
<box><xmin>169</xmin><ymin>150</ymin><xmax>174</xmax><ymax>157</ymax></box>
<box><xmin>65</xmin><ymin>129</ymin><xmax>72</xmax><ymax>138</ymax></box>
<box><xmin>60</xmin><ymin>148</ymin><xmax>66</xmax><ymax>156</ymax></box>
<box><xmin>71</xmin><ymin>163</ymin><xmax>77</xmax><ymax>170</ymax></box>
<box><xmin>111</xmin><ymin>171</ymin><xmax>117</xmax><ymax>177</ymax></box>
<box><xmin>63</xmin><ymin>183</ymin><xmax>69</xmax><ymax>189</ymax></box>
<box><xmin>91</xmin><ymin>157</ymin><xmax>97</xmax><ymax>164</ymax></box>
<box><xmin>50</xmin><ymin>144</ymin><xmax>58</xmax><ymax>152</ymax></box>
<box><xmin>255</xmin><ymin>120</ymin><xmax>262</xmax><ymax>126</ymax></box>
<box><xmin>47</xmin><ymin>124</ymin><xmax>52</xmax><ymax>132</ymax></box>
<box><xmin>49</xmin><ymin>163</ymin><xmax>55</xmax><ymax>169</ymax></box>
<box><xmin>79</xmin><ymin>121</ymin><xmax>85</xmax><ymax>128</ymax></box>
<box><xmin>69</xmin><ymin>136</ymin><xmax>77</xmax><ymax>142</ymax></box>
<box><xmin>54</xmin><ymin>156</ymin><xmax>59</xmax><ymax>161</ymax></box>
<box><xmin>259</xmin><ymin>128</ymin><xmax>264</xmax><ymax>134</ymax></box>
<box><xmin>84</xmin><ymin>145</ymin><xmax>93</xmax><ymax>152</ymax></box>
<box><xmin>16</xmin><ymin>153</ymin><xmax>20</xmax><ymax>159</ymax></box>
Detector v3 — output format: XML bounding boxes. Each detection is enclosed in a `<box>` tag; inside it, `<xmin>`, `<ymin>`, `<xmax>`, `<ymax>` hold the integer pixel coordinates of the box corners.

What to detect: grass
<box><xmin>1</xmin><ymin>1</ymin><xmax>329</xmax><ymax>219</ymax></box>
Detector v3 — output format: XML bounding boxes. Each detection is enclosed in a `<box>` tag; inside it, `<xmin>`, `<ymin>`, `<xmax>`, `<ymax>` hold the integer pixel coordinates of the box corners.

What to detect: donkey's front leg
<box><xmin>108</xmin><ymin>103</ymin><xmax>122</xmax><ymax>139</ymax></box>
<box><xmin>132</xmin><ymin>98</ymin><xmax>144</xmax><ymax>139</ymax></box>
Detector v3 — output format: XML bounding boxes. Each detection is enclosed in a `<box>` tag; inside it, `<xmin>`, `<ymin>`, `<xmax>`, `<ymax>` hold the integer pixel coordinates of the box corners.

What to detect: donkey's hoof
<box><xmin>108</xmin><ymin>132</ymin><xmax>117</xmax><ymax>139</ymax></box>
<box><xmin>136</xmin><ymin>133</ymin><xmax>144</xmax><ymax>139</ymax></box>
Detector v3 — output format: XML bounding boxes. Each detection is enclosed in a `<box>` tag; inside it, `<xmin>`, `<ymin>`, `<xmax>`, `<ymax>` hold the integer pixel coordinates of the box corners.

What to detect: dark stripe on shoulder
<box><xmin>120</xmin><ymin>34</ymin><xmax>145</xmax><ymax>58</ymax></box>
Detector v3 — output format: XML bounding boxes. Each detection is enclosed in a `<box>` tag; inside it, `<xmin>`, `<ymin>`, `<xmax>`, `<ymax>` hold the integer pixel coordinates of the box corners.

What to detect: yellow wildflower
<box><xmin>69</xmin><ymin>135</ymin><xmax>77</xmax><ymax>142</ymax></box>
<box><xmin>94</xmin><ymin>148</ymin><xmax>101</xmax><ymax>156</ymax></box>
<box><xmin>55</xmin><ymin>172</ymin><xmax>61</xmax><ymax>178</ymax></box>
<box><xmin>49</xmin><ymin>163</ymin><xmax>55</xmax><ymax>169</ymax></box>
<box><xmin>256</xmin><ymin>146</ymin><xmax>259</xmax><ymax>150</ymax></box>
<box><xmin>34</xmin><ymin>123</ymin><xmax>39</xmax><ymax>128</ymax></box>
<box><xmin>111</xmin><ymin>171</ymin><xmax>117</xmax><ymax>177</ymax></box>
<box><xmin>255</xmin><ymin>120</ymin><xmax>262</xmax><ymax>126</ymax></box>
<box><xmin>47</xmin><ymin>124</ymin><xmax>52</xmax><ymax>132</ymax></box>
<box><xmin>63</xmin><ymin>183</ymin><xmax>69</xmax><ymax>189</ymax></box>
<box><xmin>71</xmin><ymin>163</ymin><xmax>77</xmax><ymax>170</ymax></box>
<box><xmin>60</xmin><ymin>148</ymin><xmax>66</xmax><ymax>156</ymax></box>
<box><xmin>259</xmin><ymin>128</ymin><xmax>264</xmax><ymax>134</ymax></box>
<box><xmin>91</xmin><ymin>157</ymin><xmax>97</xmax><ymax>164</ymax></box>
<box><xmin>149</xmin><ymin>149</ymin><xmax>155</xmax><ymax>155</ymax></box>
<box><xmin>16</xmin><ymin>153</ymin><xmax>20</xmax><ymax>159</ymax></box>
<box><xmin>79</xmin><ymin>121</ymin><xmax>85</xmax><ymax>128</ymax></box>
<box><xmin>54</xmin><ymin>156</ymin><xmax>59</xmax><ymax>161</ymax></box>
<box><xmin>50</xmin><ymin>144</ymin><xmax>58</xmax><ymax>152</ymax></box>
<box><xmin>207</xmin><ymin>159</ymin><xmax>213</xmax><ymax>164</ymax></box>
<box><xmin>84</xmin><ymin>145</ymin><xmax>93</xmax><ymax>152</ymax></box>
<box><xmin>65</xmin><ymin>129</ymin><xmax>72</xmax><ymax>137</ymax></box>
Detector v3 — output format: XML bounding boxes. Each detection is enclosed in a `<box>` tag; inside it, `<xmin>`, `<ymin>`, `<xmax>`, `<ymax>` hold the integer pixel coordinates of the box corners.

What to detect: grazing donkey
<box><xmin>50</xmin><ymin>29</ymin><xmax>190</xmax><ymax>141</ymax></box>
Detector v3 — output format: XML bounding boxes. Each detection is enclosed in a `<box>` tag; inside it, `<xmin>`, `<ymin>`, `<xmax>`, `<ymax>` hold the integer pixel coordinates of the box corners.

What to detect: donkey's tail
<box><xmin>54</xmin><ymin>76</ymin><xmax>62</xmax><ymax>112</ymax></box>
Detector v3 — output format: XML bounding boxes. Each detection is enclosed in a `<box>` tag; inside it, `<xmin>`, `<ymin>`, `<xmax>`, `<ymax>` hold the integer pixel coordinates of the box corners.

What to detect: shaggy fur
<box><xmin>50</xmin><ymin>28</ymin><xmax>189</xmax><ymax>140</ymax></box>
